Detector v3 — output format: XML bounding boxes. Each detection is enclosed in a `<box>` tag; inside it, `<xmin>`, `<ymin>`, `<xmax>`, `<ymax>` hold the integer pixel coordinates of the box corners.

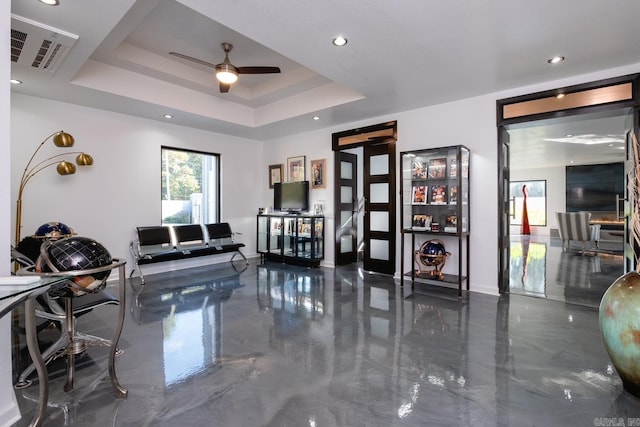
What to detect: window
<box><xmin>509</xmin><ymin>180</ymin><xmax>547</xmax><ymax>226</ymax></box>
<box><xmin>161</xmin><ymin>147</ymin><xmax>220</xmax><ymax>225</ymax></box>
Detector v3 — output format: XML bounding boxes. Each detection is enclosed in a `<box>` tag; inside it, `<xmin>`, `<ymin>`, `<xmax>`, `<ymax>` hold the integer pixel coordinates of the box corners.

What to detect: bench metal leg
<box><xmin>129</xmin><ymin>263</ymin><xmax>145</xmax><ymax>285</ymax></box>
<box><xmin>231</xmin><ymin>250</ymin><xmax>248</xmax><ymax>265</ymax></box>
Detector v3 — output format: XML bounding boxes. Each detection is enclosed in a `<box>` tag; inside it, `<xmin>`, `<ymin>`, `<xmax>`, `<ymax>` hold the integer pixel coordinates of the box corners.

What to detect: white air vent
<box><xmin>11</xmin><ymin>14</ymin><xmax>78</xmax><ymax>73</ymax></box>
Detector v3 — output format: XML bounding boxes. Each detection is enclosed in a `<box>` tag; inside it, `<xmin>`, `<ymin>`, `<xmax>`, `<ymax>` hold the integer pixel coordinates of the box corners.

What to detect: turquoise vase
<box><xmin>599</xmin><ymin>271</ymin><xmax>640</xmax><ymax>397</ymax></box>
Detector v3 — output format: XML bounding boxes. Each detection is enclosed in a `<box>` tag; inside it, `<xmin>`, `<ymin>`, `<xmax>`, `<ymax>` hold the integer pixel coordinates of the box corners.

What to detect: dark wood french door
<box><xmin>335</xmin><ymin>151</ymin><xmax>358</xmax><ymax>265</ymax></box>
<box><xmin>363</xmin><ymin>143</ymin><xmax>396</xmax><ymax>274</ymax></box>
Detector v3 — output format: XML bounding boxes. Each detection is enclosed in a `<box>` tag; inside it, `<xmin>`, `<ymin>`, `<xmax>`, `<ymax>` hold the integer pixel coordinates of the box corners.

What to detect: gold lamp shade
<box><xmin>53</xmin><ymin>131</ymin><xmax>75</xmax><ymax>147</ymax></box>
<box><xmin>56</xmin><ymin>161</ymin><xmax>77</xmax><ymax>175</ymax></box>
<box><xmin>76</xmin><ymin>152</ymin><xmax>93</xmax><ymax>166</ymax></box>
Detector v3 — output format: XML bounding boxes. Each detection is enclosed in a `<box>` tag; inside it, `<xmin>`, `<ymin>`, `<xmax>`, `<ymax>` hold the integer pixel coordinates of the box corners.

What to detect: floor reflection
<box><xmin>10</xmin><ymin>258</ymin><xmax>638</xmax><ymax>427</ymax></box>
<box><xmin>509</xmin><ymin>235</ymin><xmax>547</xmax><ymax>297</ymax></box>
<box><xmin>509</xmin><ymin>235</ymin><xmax>624</xmax><ymax>307</ymax></box>
<box><xmin>130</xmin><ymin>263</ymin><xmax>245</xmax><ymax>389</ymax></box>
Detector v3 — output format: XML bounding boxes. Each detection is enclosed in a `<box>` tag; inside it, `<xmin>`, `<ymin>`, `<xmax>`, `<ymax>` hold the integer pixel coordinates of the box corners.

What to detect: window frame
<box><xmin>161</xmin><ymin>146</ymin><xmax>220</xmax><ymax>225</ymax></box>
<box><xmin>509</xmin><ymin>179</ymin><xmax>547</xmax><ymax>227</ymax></box>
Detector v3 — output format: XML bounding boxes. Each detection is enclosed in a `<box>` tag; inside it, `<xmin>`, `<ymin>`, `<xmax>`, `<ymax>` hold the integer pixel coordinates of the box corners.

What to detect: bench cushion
<box><xmin>206</xmin><ymin>223</ymin><xmax>236</xmax><ymax>246</ymax></box>
<box><xmin>136</xmin><ymin>226</ymin><xmax>174</xmax><ymax>257</ymax></box>
<box><xmin>174</xmin><ymin>224</ymin><xmax>207</xmax><ymax>251</ymax></box>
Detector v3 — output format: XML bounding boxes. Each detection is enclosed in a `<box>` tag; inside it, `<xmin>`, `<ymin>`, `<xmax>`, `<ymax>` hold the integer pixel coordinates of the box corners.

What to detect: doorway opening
<box><xmin>332</xmin><ymin>121</ymin><xmax>397</xmax><ymax>275</ymax></box>
<box><xmin>497</xmin><ymin>74</ymin><xmax>640</xmax><ymax>307</ymax></box>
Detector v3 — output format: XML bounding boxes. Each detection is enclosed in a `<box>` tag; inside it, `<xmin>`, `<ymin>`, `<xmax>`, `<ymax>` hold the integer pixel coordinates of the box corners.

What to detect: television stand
<box><xmin>257</xmin><ymin>213</ymin><xmax>324</xmax><ymax>267</ymax></box>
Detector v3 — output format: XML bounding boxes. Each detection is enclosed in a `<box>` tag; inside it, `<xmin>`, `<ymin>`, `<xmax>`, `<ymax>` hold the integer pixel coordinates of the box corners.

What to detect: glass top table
<box><xmin>0</xmin><ymin>276</ymin><xmax>70</xmax><ymax>318</ymax></box>
<box><xmin>2</xmin><ymin>258</ymin><xmax>128</xmax><ymax>427</ymax></box>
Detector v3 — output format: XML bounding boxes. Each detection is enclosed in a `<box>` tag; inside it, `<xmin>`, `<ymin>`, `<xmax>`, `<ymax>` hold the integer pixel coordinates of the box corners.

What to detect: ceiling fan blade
<box><xmin>237</xmin><ymin>66</ymin><xmax>281</xmax><ymax>74</ymax></box>
<box><xmin>169</xmin><ymin>51</ymin><xmax>216</xmax><ymax>69</ymax></box>
<box><xmin>219</xmin><ymin>82</ymin><xmax>230</xmax><ymax>93</ymax></box>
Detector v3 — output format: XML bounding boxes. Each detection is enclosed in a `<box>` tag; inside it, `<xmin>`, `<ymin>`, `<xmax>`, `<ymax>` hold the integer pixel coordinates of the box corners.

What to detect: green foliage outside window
<box><xmin>161</xmin><ymin>149</ymin><xmax>202</xmax><ymax>200</ymax></box>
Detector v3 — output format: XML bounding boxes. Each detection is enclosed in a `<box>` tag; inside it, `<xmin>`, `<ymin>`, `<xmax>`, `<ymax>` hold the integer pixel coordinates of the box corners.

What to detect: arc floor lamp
<box><xmin>14</xmin><ymin>130</ymin><xmax>93</xmax><ymax>247</ymax></box>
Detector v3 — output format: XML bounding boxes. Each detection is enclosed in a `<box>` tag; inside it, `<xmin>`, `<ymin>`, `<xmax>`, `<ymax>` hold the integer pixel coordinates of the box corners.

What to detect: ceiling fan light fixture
<box><xmin>215</xmin><ymin>63</ymin><xmax>238</xmax><ymax>84</ymax></box>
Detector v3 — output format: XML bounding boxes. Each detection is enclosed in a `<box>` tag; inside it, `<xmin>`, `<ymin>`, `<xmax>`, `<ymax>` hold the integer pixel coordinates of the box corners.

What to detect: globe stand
<box><xmin>17</xmin><ymin>259</ymin><xmax>128</xmax><ymax>424</ymax></box>
<box><xmin>414</xmin><ymin>239</ymin><xmax>451</xmax><ymax>280</ymax></box>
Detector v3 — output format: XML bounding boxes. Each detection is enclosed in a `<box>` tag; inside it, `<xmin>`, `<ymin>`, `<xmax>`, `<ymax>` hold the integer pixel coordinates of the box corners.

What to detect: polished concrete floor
<box><xmin>509</xmin><ymin>235</ymin><xmax>625</xmax><ymax>308</ymax></box>
<box><xmin>10</xmin><ymin>248</ymin><xmax>640</xmax><ymax>426</ymax></box>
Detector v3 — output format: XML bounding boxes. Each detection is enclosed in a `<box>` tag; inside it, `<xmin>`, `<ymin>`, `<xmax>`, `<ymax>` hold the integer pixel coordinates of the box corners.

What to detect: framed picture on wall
<box><xmin>287</xmin><ymin>156</ymin><xmax>306</xmax><ymax>182</ymax></box>
<box><xmin>269</xmin><ymin>164</ymin><xmax>284</xmax><ymax>189</ymax></box>
<box><xmin>310</xmin><ymin>158</ymin><xmax>326</xmax><ymax>188</ymax></box>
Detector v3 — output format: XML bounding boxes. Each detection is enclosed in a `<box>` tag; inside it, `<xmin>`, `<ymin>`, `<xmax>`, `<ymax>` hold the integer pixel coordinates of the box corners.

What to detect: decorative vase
<box><xmin>599</xmin><ymin>271</ymin><xmax>640</xmax><ymax>397</ymax></box>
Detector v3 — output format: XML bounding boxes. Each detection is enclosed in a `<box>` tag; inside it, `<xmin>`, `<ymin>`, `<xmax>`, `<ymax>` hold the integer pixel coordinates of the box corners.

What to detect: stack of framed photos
<box><xmin>402</xmin><ymin>146</ymin><xmax>470</xmax><ymax>235</ymax></box>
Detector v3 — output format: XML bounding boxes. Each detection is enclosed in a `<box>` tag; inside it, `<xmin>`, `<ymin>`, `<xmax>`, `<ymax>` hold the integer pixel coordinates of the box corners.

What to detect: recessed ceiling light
<box><xmin>556</xmin><ymin>93</ymin><xmax>565</xmax><ymax>99</ymax></box>
<box><xmin>312</xmin><ymin>116</ymin><xmax>320</xmax><ymax>121</ymax></box>
<box><xmin>548</xmin><ymin>55</ymin><xmax>565</xmax><ymax>64</ymax></box>
<box><xmin>332</xmin><ymin>36</ymin><xmax>347</xmax><ymax>47</ymax></box>
<box><xmin>10</xmin><ymin>79</ymin><xmax>22</xmax><ymax>85</ymax></box>
<box><xmin>39</xmin><ymin>0</ymin><xmax>60</xmax><ymax>5</ymax></box>
<box><xmin>164</xmin><ymin>114</ymin><xmax>173</xmax><ymax>119</ymax></box>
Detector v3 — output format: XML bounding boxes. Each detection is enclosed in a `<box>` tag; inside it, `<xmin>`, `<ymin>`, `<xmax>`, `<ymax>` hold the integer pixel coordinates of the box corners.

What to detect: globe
<box><xmin>37</xmin><ymin>236</ymin><xmax>113</xmax><ymax>295</ymax></box>
<box><xmin>420</xmin><ymin>240</ymin><xmax>447</xmax><ymax>265</ymax></box>
<box><xmin>415</xmin><ymin>239</ymin><xmax>450</xmax><ymax>278</ymax></box>
<box><xmin>33</xmin><ymin>221</ymin><xmax>75</xmax><ymax>240</ymax></box>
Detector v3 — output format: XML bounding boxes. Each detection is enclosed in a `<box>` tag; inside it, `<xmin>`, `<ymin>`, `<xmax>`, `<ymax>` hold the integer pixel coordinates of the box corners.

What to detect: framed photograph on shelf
<box><xmin>310</xmin><ymin>158</ymin><xmax>326</xmax><ymax>188</ymax></box>
<box><xmin>428</xmin><ymin>158</ymin><xmax>447</xmax><ymax>178</ymax></box>
<box><xmin>411</xmin><ymin>160</ymin><xmax>427</xmax><ymax>179</ymax></box>
<box><xmin>287</xmin><ymin>156</ymin><xmax>306</xmax><ymax>182</ymax></box>
<box><xmin>412</xmin><ymin>214</ymin><xmax>432</xmax><ymax>230</ymax></box>
<box><xmin>449</xmin><ymin>185</ymin><xmax>458</xmax><ymax>204</ymax></box>
<box><xmin>449</xmin><ymin>158</ymin><xmax>457</xmax><ymax>178</ymax></box>
<box><xmin>461</xmin><ymin>151</ymin><xmax>470</xmax><ymax>178</ymax></box>
<box><xmin>430</xmin><ymin>184</ymin><xmax>447</xmax><ymax>204</ymax></box>
<box><xmin>412</xmin><ymin>185</ymin><xmax>427</xmax><ymax>204</ymax></box>
<box><xmin>269</xmin><ymin>164</ymin><xmax>283</xmax><ymax>189</ymax></box>
<box><xmin>444</xmin><ymin>214</ymin><xmax>457</xmax><ymax>233</ymax></box>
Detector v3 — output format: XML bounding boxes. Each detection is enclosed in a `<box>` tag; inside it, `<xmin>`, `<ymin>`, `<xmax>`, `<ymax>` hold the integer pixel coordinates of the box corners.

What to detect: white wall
<box><xmin>11</xmin><ymin>95</ymin><xmax>264</xmax><ymax>278</ymax></box>
<box><xmin>262</xmin><ymin>93</ymin><xmax>500</xmax><ymax>294</ymax></box>
<box><xmin>1</xmin><ymin>2</ymin><xmax>21</xmax><ymax>426</ymax></box>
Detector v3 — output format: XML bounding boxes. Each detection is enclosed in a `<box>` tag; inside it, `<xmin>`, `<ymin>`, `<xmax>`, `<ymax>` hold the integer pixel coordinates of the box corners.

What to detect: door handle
<box><xmin>509</xmin><ymin>197</ymin><xmax>515</xmax><ymax>219</ymax></box>
<box><xmin>616</xmin><ymin>194</ymin><xmax>627</xmax><ymax>220</ymax></box>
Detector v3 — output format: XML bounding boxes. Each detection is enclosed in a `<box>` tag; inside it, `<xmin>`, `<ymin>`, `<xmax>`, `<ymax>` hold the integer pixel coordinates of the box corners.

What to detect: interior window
<box><xmin>509</xmin><ymin>180</ymin><xmax>547</xmax><ymax>227</ymax></box>
<box><xmin>161</xmin><ymin>146</ymin><xmax>220</xmax><ymax>225</ymax></box>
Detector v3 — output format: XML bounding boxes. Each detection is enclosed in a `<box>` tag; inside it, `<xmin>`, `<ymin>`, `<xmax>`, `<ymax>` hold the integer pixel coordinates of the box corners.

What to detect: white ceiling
<box><xmin>9</xmin><ymin>0</ymin><xmax>640</xmax><ymax>166</ymax></box>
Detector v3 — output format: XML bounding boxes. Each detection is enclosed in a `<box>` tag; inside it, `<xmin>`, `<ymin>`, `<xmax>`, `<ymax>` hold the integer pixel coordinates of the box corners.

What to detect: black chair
<box><xmin>11</xmin><ymin>238</ymin><xmax>120</xmax><ymax>389</ymax></box>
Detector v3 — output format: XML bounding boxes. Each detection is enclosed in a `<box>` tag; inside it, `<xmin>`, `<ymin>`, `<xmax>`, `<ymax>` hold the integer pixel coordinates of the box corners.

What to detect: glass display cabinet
<box><xmin>400</xmin><ymin>145</ymin><xmax>470</xmax><ymax>297</ymax></box>
<box><xmin>257</xmin><ymin>213</ymin><xmax>324</xmax><ymax>267</ymax></box>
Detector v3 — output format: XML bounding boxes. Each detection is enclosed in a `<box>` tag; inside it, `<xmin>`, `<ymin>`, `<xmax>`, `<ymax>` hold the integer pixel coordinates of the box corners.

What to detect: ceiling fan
<box><xmin>169</xmin><ymin>42</ymin><xmax>281</xmax><ymax>93</ymax></box>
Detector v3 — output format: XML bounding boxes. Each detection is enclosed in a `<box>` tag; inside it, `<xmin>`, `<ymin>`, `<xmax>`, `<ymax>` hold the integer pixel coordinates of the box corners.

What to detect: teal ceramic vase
<box><xmin>599</xmin><ymin>271</ymin><xmax>640</xmax><ymax>397</ymax></box>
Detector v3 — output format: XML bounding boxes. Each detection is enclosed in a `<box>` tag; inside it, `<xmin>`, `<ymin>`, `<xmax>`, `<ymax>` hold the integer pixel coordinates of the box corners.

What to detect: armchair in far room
<box><xmin>556</xmin><ymin>211</ymin><xmax>601</xmax><ymax>254</ymax></box>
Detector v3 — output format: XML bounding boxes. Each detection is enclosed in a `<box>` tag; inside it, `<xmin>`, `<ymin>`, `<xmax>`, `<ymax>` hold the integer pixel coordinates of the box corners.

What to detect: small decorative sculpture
<box><xmin>414</xmin><ymin>239</ymin><xmax>451</xmax><ymax>279</ymax></box>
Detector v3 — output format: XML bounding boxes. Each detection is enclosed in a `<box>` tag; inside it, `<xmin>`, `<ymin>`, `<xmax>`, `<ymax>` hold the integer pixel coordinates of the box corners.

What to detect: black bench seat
<box><xmin>129</xmin><ymin>222</ymin><xmax>247</xmax><ymax>284</ymax></box>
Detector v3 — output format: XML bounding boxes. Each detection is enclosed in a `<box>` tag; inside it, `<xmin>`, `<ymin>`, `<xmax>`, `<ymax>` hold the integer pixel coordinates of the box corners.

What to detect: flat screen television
<box><xmin>274</xmin><ymin>181</ymin><xmax>310</xmax><ymax>213</ymax></box>
<box><xmin>566</xmin><ymin>162</ymin><xmax>624</xmax><ymax>212</ymax></box>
